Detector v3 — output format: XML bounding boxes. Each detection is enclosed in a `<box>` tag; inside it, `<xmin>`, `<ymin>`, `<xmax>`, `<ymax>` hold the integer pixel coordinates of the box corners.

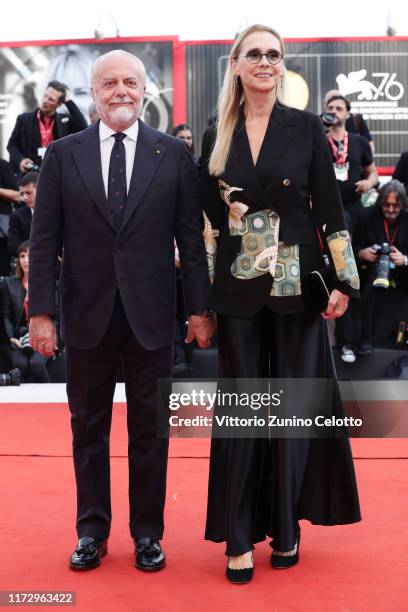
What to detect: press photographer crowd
<box><xmin>1</xmin><ymin>80</ymin><xmax>408</xmax><ymax>385</ymax></box>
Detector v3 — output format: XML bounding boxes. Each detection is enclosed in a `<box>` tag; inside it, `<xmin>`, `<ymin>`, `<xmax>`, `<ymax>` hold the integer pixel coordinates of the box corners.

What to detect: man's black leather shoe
<box><xmin>134</xmin><ymin>538</ymin><xmax>166</xmax><ymax>571</ymax></box>
<box><xmin>69</xmin><ymin>537</ymin><xmax>108</xmax><ymax>570</ymax></box>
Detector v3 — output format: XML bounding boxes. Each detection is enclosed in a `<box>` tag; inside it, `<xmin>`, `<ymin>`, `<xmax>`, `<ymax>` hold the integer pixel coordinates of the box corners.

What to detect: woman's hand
<box><xmin>321</xmin><ymin>289</ymin><xmax>350</xmax><ymax>320</ymax></box>
<box><xmin>10</xmin><ymin>337</ymin><xmax>22</xmax><ymax>349</ymax></box>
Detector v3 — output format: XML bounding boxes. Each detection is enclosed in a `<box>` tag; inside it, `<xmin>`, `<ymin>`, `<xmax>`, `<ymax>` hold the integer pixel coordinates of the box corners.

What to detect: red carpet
<box><xmin>1</xmin><ymin>401</ymin><xmax>407</xmax><ymax>611</ymax></box>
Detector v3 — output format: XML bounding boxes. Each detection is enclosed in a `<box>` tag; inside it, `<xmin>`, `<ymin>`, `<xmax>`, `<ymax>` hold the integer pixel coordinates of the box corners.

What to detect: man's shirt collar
<box><xmin>99</xmin><ymin>119</ymin><xmax>139</xmax><ymax>143</ymax></box>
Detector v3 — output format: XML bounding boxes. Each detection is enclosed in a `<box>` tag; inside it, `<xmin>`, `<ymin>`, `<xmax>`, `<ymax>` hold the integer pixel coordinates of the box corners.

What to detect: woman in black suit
<box><xmin>2</xmin><ymin>241</ymin><xmax>50</xmax><ymax>382</ymax></box>
<box><xmin>200</xmin><ymin>24</ymin><xmax>361</xmax><ymax>583</ymax></box>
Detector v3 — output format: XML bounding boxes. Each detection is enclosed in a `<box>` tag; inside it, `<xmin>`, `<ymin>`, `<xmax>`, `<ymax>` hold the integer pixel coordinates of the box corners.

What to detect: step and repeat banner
<box><xmin>187</xmin><ymin>38</ymin><xmax>408</xmax><ymax>169</ymax></box>
<box><xmin>0</xmin><ymin>39</ymin><xmax>174</xmax><ymax>158</ymax></box>
<box><xmin>1</xmin><ymin>37</ymin><xmax>407</xmax><ymax>169</ymax></box>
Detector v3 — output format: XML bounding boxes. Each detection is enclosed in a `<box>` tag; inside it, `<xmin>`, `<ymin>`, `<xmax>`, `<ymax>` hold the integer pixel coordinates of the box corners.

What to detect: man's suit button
<box><xmin>283</xmin><ymin>178</ymin><xmax>291</xmax><ymax>186</ymax></box>
<box><xmin>115</xmin><ymin>246</ymin><xmax>121</xmax><ymax>254</ymax></box>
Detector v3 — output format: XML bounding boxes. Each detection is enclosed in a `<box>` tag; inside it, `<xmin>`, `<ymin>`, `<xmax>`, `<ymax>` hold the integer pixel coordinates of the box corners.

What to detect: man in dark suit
<box><xmin>0</xmin><ymin>158</ymin><xmax>19</xmax><ymax>276</ymax></box>
<box><xmin>8</xmin><ymin>171</ymin><xmax>38</xmax><ymax>257</ymax></box>
<box><xmin>7</xmin><ymin>80</ymin><xmax>87</xmax><ymax>175</ymax></box>
<box><xmin>393</xmin><ymin>151</ymin><xmax>408</xmax><ymax>194</ymax></box>
<box><xmin>28</xmin><ymin>50</ymin><xmax>214</xmax><ymax>572</ymax></box>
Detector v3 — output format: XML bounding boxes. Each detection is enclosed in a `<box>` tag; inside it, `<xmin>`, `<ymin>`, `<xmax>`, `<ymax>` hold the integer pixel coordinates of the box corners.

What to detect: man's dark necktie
<box><xmin>108</xmin><ymin>132</ymin><xmax>127</xmax><ymax>230</ymax></box>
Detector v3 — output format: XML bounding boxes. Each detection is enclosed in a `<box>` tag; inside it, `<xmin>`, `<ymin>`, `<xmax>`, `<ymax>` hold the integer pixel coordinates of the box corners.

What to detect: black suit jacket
<box><xmin>28</xmin><ymin>120</ymin><xmax>210</xmax><ymax>350</ymax></box>
<box><xmin>0</xmin><ymin>159</ymin><xmax>18</xmax><ymax>214</ymax></box>
<box><xmin>7</xmin><ymin>100</ymin><xmax>88</xmax><ymax>173</ymax></box>
<box><xmin>393</xmin><ymin>151</ymin><xmax>408</xmax><ymax>193</ymax></box>
<box><xmin>8</xmin><ymin>206</ymin><xmax>32</xmax><ymax>256</ymax></box>
<box><xmin>200</xmin><ymin>105</ymin><xmax>360</xmax><ymax>316</ymax></box>
<box><xmin>2</xmin><ymin>276</ymin><xmax>26</xmax><ymax>339</ymax></box>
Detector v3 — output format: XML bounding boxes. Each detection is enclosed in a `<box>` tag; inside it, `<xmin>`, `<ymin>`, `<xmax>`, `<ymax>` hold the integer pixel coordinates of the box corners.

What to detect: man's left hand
<box><xmin>390</xmin><ymin>246</ymin><xmax>405</xmax><ymax>267</ymax></box>
<box><xmin>321</xmin><ymin>289</ymin><xmax>350</xmax><ymax>320</ymax></box>
<box><xmin>355</xmin><ymin>179</ymin><xmax>371</xmax><ymax>193</ymax></box>
<box><xmin>185</xmin><ymin>314</ymin><xmax>216</xmax><ymax>349</ymax></box>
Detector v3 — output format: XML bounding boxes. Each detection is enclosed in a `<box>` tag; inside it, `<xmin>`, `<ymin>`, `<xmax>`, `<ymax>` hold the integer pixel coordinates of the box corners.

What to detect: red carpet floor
<box><xmin>1</xmin><ymin>403</ymin><xmax>407</xmax><ymax>611</ymax></box>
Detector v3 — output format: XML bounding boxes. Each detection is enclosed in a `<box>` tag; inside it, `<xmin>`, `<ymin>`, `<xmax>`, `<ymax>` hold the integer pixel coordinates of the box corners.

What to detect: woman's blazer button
<box><xmin>283</xmin><ymin>178</ymin><xmax>291</xmax><ymax>186</ymax></box>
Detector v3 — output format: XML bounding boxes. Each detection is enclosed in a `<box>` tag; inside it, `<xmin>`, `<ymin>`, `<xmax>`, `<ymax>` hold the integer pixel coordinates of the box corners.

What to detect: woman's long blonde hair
<box><xmin>208</xmin><ymin>24</ymin><xmax>288</xmax><ymax>176</ymax></box>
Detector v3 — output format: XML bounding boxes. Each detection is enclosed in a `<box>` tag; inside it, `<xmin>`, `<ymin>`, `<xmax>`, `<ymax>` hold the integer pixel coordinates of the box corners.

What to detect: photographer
<box><xmin>7</xmin><ymin>80</ymin><xmax>87</xmax><ymax>175</ymax></box>
<box><xmin>354</xmin><ymin>180</ymin><xmax>408</xmax><ymax>353</ymax></box>
<box><xmin>324</xmin><ymin>94</ymin><xmax>378</xmax><ymax>362</ymax></box>
<box><xmin>323</xmin><ymin>89</ymin><xmax>374</xmax><ymax>152</ymax></box>
<box><xmin>2</xmin><ymin>241</ymin><xmax>50</xmax><ymax>382</ymax></box>
<box><xmin>326</xmin><ymin>94</ymin><xmax>378</xmax><ymax>231</ymax></box>
<box><xmin>0</xmin><ymin>158</ymin><xmax>19</xmax><ymax>276</ymax></box>
<box><xmin>7</xmin><ymin>171</ymin><xmax>38</xmax><ymax>258</ymax></box>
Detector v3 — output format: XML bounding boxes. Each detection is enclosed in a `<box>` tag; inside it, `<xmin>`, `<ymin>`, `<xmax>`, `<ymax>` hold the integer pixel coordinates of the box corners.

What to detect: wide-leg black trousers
<box><xmin>66</xmin><ymin>293</ymin><xmax>172</xmax><ymax>540</ymax></box>
<box><xmin>205</xmin><ymin>308</ymin><xmax>361</xmax><ymax>556</ymax></box>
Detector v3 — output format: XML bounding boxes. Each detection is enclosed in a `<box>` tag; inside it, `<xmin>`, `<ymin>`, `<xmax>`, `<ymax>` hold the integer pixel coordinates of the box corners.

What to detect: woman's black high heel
<box><xmin>226</xmin><ymin>551</ymin><xmax>254</xmax><ymax>583</ymax></box>
<box><xmin>271</xmin><ymin>531</ymin><xmax>301</xmax><ymax>569</ymax></box>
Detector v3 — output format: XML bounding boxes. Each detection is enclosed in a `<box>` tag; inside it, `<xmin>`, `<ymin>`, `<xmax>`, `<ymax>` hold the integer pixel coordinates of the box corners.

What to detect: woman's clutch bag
<box><xmin>301</xmin><ymin>267</ymin><xmax>334</xmax><ymax>312</ymax></box>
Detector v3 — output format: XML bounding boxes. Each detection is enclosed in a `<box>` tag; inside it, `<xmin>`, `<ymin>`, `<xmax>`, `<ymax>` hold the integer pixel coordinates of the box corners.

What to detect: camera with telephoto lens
<box><xmin>26</xmin><ymin>161</ymin><xmax>40</xmax><ymax>171</ymax></box>
<box><xmin>0</xmin><ymin>368</ymin><xmax>21</xmax><ymax>386</ymax></box>
<box><xmin>372</xmin><ymin>242</ymin><xmax>391</xmax><ymax>290</ymax></box>
<box><xmin>321</xmin><ymin>112</ymin><xmax>336</xmax><ymax>128</ymax></box>
<box><xmin>19</xmin><ymin>332</ymin><xmax>34</xmax><ymax>355</ymax></box>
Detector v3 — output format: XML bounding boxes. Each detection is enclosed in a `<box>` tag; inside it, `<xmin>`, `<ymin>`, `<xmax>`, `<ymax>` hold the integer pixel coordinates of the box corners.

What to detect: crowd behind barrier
<box><xmin>1</xmin><ymin>79</ymin><xmax>408</xmax><ymax>384</ymax></box>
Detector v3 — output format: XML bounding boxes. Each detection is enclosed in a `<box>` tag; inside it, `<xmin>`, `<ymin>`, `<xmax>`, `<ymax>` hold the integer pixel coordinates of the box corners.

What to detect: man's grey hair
<box><xmin>376</xmin><ymin>179</ymin><xmax>408</xmax><ymax>211</ymax></box>
<box><xmin>90</xmin><ymin>50</ymin><xmax>146</xmax><ymax>85</ymax></box>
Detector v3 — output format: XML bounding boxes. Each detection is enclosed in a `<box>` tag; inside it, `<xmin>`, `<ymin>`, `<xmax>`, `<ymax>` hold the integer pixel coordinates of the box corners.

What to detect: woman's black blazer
<box><xmin>200</xmin><ymin>104</ymin><xmax>360</xmax><ymax>316</ymax></box>
<box><xmin>2</xmin><ymin>276</ymin><xmax>26</xmax><ymax>339</ymax></box>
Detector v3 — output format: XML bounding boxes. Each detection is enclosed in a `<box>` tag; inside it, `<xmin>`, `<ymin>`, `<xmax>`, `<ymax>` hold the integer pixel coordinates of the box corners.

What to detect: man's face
<box><xmin>381</xmin><ymin>191</ymin><xmax>402</xmax><ymax>224</ymax></box>
<box><xmin>326</xmin><ymin>98</ymin><xmax>348</xmax><ymax>127</ymax></box>
<box><xmin>91</xmin><ymin>54</ymin><xmax>146</xmax><ymax>130</ymax></box>
<box><xmin>19</xmin><ymin>183</ymin><xmax>36</xmax><ymax>209</ymax></box>
<box><xmin>40</xmin><ymin>87</ymin><xmax>63</xmax><ymax>116</ymax></box>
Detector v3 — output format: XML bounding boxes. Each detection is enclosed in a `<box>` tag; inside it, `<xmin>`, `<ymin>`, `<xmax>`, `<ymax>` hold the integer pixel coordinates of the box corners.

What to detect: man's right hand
<box><xmin>29</xmin><ymin>315</ymin><xmax>58</xmax><ymax>357</ymax></box>
<box><xmin>358</xmin><ymin>246</ymin><xmax>378</xmax><ymax>263</ymax></box>
<box><xmin>20</xmin><ymin>158</ymin><xmax>34</xmax><ymax>173</ymax></box>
